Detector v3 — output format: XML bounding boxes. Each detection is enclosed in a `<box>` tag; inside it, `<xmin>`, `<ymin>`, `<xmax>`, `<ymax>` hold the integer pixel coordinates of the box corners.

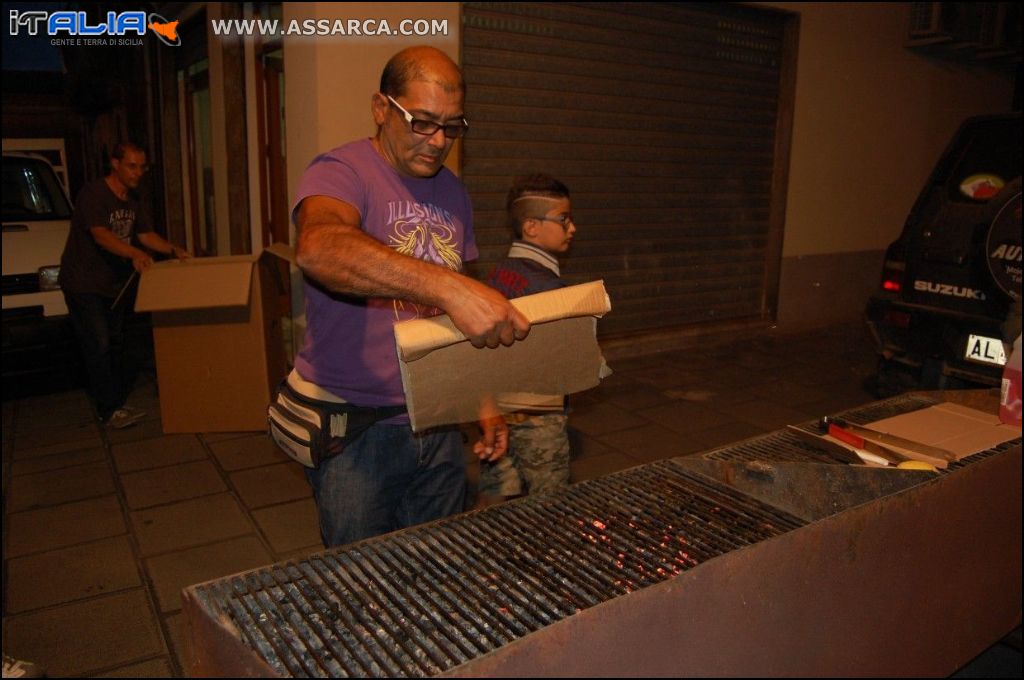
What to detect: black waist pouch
<box><xmin>267</xmin><ymin>378</ymin><xmax>405</xmax><ymax>468</ymax></box>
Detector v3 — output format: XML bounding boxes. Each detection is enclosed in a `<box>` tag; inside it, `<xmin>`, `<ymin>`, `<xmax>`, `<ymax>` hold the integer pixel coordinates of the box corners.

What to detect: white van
<box><xmin>2</xmin><ymin>138</ymin><xmax>73</xmax><ymax>318</ymax></box>
<box><xmin>2</xmin><ymin>139</ymin><xmax>79</xmax><ymax>394</ymax></box>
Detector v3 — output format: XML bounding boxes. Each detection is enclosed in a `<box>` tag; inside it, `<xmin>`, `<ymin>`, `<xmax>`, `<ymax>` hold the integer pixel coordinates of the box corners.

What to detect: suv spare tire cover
<box><xmin>985</xmin><ymin>177</ymin><xmax>1021</xmax><ymax>301</ymax></box>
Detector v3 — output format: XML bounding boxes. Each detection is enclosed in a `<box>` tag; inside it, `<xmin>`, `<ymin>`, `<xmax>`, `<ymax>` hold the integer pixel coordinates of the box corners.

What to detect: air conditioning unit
<box><xmin>975</xmin><ymin>2</ymin><xmax>1021</xmax><ymax>58</ymax></box>
<box><xmin>908</xmin><ymin>2</ymin><xmax>1021</xmax><ymax>64</ymax></box>
<box><xmin>907</xmin><ymin>2</ymin><xmax>985</xmax><ymax>47</ymax></box>
<box><xmin>910</xmin><ymin>2</ymin><xmax>942</xmax><ymax>38</ymax></box>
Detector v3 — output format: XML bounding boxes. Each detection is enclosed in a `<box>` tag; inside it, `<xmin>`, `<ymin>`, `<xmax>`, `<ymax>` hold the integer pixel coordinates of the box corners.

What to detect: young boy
<box><xmin>479</xmin><ymin>173</ymin><xmax>577</xmax><ymax>503</ymax></box>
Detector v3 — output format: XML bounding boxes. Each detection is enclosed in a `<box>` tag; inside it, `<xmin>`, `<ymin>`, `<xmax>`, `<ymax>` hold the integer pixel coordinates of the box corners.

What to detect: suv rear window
<box><xmin>935</xmin><ymin>119</ymin><xmax>1021</xmax><ymax>203</ymax></box>
<box><xmin>2</xmin><ymin>155</ymin><xmax>72</xmax><ymax>221</ymax></box>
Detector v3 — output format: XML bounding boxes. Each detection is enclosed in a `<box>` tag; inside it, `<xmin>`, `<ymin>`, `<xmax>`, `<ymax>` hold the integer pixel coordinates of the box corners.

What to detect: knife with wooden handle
<box><xmin>787</xmin><ymin>424</ymin><xmax>921</xmax><ymax>467</ymax></box>
<box><xmin>825</xmin><ymin>423</ymin><xmax>927</xmax><ymax>467</ymax></box>
<box><xmin>786</xmin><ymin>425</ymin><xmax>864</xmax><ymax>464</ymax></box>
<box><xmin>822</xmin><ymin>416</ymin><xmax>954</xmax><ymax>468</ymax></box>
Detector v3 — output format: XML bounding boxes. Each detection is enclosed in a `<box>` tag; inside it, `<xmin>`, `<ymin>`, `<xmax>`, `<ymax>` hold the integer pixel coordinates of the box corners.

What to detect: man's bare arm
<box><xmin>90</xmin><ymin>227</ymin><xmax>154</xmax><ymax>272</ymax></box>
<box><xmin>295</xmin><ymin>195</ymin><xmax>530</xmax><ymax>348</ymax></box>
<box><xmin>137</xmin><ymin>231</ymin><xmax>190</xmax><ymax>260</ymax></box>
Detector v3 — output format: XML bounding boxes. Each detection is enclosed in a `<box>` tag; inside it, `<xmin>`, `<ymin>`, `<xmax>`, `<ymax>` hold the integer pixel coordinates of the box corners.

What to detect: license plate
<box><xmin>964</xmin><ymin>334</ymin><xmax>1007</xmax><ymax>366</ymax></box>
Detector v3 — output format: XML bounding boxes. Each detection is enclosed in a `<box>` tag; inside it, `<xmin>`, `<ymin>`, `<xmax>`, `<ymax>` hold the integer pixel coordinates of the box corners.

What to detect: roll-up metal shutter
<box><xmin>461</xmin><ymin>2</ymin><xmax>796</xmax><ymax>338</ymax></box>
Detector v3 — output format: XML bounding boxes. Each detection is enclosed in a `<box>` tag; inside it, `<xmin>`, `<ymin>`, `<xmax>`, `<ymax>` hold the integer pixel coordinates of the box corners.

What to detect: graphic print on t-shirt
<box><xmin>385</xmin><ymin>200</ymin><xmax>463</xmax><ymax>319</ymax></box>
<box><xmin>109</xmin><ymin>208</ymin><xmax>136</xmax><ymax>242</ymax></box>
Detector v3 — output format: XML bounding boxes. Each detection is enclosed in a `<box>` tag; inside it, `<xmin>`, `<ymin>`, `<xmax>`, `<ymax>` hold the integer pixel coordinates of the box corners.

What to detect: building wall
<box><xmin>280</xmin><ymin>2</ymin><xmax>1016</xmax><ymax>336</ymax></box>
<box><xmin>760</xmin><ymin>2</ymin><xmax>1015</xmax><ymax>330</ymax></box>
<box><xmin>283</xmin><ymin>2</ymin><xmax>461</xmax><ymax>210</ymax></box>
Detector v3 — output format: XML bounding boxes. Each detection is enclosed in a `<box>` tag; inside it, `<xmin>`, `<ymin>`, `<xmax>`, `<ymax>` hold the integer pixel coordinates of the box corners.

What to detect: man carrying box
<box><xmin>289</xmin><ymin>46</ymin><xmax>530</xmax><ymax>547</ymax></box>
<box><xmin>59</xmin><ymin>141</ymin><xmax>190</xmax><ymax>429</ymax></box>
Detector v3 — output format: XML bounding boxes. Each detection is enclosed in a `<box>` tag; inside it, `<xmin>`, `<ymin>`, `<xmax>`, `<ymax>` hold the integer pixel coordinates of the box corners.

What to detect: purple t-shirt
<box><xmin>292</xmin><ymin>138</ymin><xmax>477</xmax><ymax>407</ymax></box>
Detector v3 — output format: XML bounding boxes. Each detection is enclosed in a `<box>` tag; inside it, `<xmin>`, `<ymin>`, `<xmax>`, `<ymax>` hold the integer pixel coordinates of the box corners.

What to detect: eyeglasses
<box><xmin>528</xmin><ymin>214</ymin><xmax>575</xmax><ymax>230</ymax></box>
<box><xmin>386</xmin><ymin>96</ymin><xmax>469</xmax><ymax>139</ymax></box>
<box><xmin>118</xmin><ymin>161</ymin><xmax>148</xmax><ymax>172</ymax></box>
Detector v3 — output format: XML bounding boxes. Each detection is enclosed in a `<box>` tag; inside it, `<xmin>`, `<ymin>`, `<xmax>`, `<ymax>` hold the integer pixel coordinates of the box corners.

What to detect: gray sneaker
<box><xmin>122</xmin><ymin>405</ymin><xmax>147</xmax><ymax>420</ymax></box>
<box><xmin>107</xmin><ymin>407</ymin><xmax>146</xmax><ymax>429</ymax></box>
<box><xmin>2</xmin><ymin>653</ymin><xmax>45</xmax><ymax>678</ymax></box>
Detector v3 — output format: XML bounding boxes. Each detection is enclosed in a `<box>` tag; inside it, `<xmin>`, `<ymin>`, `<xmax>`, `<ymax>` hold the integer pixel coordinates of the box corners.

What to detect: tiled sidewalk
<box><xmin>2</xmin><ymin>322</ymin><xmax>1018</xmax><ymax>676</ymax></box>
<box><xmin>3</xmin><ymin>377</ymin><xmax>321</xmax><ymax>677</ymax></box>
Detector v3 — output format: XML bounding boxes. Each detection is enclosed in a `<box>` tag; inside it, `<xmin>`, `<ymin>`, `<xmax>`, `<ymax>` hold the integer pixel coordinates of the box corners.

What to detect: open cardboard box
<box><xmin>135</xmin><ymin>244</ymin><xmax>293</xmax><ymax>433</ymax></box>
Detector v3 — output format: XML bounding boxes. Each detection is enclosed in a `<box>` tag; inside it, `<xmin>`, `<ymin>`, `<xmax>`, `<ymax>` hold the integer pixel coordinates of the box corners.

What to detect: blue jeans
<box><xmin>63</xmin><ymin>289</ymin><xmax>127</xmax><ymax>421</ymax></box>
<box><xmin>305</xmin><ymin>423</ymin><xmax>466</xmax><ymax>547</ymax></box>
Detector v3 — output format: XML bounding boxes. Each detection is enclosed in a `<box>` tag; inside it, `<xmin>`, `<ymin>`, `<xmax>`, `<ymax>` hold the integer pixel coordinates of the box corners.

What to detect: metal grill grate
<box><xmin>190</xmin><ymin>462</ymin><xmax>805</xmax><ymax>677</ymax></box>
<box><xmin>187</xmin><ymin>392</ymin><xmax>1019</xmax><ymax>676</ymax></box>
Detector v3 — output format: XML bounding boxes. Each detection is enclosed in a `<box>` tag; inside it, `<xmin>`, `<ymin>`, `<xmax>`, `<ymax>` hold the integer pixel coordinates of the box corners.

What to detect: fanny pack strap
<box><xmin>279</xmin><ymin>374</ymin><xmax>406</xmax><ymax>435</ymax></box>
<box><xmin>268</xmin><ymin>373</ymin><xmax>406</xmax><ymax>469</ymax></box>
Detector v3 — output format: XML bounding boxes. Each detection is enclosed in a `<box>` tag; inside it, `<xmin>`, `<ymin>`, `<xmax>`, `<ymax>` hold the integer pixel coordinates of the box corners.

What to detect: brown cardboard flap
<box><xmin>135</xmin><ymin>257</ymin><xmax>254</xmax><ymax>312</ymax></box>
<box><xmin>866</xmin><ymin>402</ymin><xmax>1020</xmax><ymax>461</ymax></box>
<box><xmin>395</xmin><ymin>281</ymin><xmax>611</xmax><ymax>431</ymax></box>
<box><xmin>394</xmin><ymin>280</ymin><xmax>611</xmax><ymax>362</ymax></box>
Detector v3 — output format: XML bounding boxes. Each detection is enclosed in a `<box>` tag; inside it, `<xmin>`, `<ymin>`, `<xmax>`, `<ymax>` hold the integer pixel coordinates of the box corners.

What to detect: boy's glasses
<box><xmin>528</xmin><ymin>214</ymin><xmax>575</xmax><ymax>231</ymax></box>
<box><xmin>387</xmin><ymin>96</ymin><xmax>469</xmax><ymax>139</ymax></box>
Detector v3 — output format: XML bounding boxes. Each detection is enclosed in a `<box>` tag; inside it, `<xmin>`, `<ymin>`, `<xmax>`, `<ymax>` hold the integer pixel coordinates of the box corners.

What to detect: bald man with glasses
<box><xmin>290</xmin><ymin>46</ymin><xmax>530</xmax><ymax>547</ymax></box>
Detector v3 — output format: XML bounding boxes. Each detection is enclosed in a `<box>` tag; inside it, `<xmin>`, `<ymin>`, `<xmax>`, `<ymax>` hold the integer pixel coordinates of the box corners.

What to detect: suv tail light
<box><xmin>881</xmin><ymin>259</ymin><xmax>905</xmax><ymax>292</ymax></box>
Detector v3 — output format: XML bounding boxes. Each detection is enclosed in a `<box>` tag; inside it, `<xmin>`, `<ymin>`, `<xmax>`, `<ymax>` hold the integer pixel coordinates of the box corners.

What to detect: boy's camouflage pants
<box><xmin>479</xmin><ymin>412</ymin><xmax>570</xmax><ymax>497</ymax></box>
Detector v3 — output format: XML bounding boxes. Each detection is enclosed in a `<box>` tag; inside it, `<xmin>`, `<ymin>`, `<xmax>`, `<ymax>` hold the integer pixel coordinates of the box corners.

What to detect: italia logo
<box><xmin>913</xmin><ymin>280</ymin><xmax>986</xmax><ymax>300</ymax></box>
<box><xmin>147</xmin><ymin>14</ymin><xmax>180</xmax><ymax>46</ymax></box>
<box><xmin>7</xmin><ymin>9</ymin><xmax>181</xmax><ymax>46</ymax></box>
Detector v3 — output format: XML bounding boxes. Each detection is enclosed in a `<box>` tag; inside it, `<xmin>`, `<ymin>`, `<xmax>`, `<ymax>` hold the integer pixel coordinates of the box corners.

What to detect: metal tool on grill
<box><xmin>820</xmin><ymin>415</ymin><xmax>954</xmax><ymax>468</ymax></box>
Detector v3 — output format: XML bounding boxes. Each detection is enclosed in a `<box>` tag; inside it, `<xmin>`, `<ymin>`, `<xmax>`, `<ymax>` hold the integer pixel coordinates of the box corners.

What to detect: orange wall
<box><xmin>283</xmin><ymin>2</ymin><xmax>462</xmax><ymax>214</ymax></box>
<box><xmin>760</xmin><ymin>2</ymin><xmax>1015</xmax><ymax>256</ymax></box>
<box><xmin>284</xmin><ymin>2</ymin><xmax>1015</xmax><ymax>258</ymax></box>
<box><xmin>279</xmin><ymin>2</ymin><xmax>1016</xmax><ymax>333</ymax></box>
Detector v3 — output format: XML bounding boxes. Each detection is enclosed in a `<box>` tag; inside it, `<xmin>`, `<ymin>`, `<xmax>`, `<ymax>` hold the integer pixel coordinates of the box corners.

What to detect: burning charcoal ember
<box><xmin>194</xmin><ymin>458</ymin><xmax>806</xmax><ymax>676</ymax></box>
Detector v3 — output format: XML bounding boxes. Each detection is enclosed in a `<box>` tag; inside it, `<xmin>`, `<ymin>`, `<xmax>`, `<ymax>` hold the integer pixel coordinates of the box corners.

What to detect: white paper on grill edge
<box><xmin>394</xmin><ymin>280</ymin><xmax>612</xmax><ymax>431</ymax></box>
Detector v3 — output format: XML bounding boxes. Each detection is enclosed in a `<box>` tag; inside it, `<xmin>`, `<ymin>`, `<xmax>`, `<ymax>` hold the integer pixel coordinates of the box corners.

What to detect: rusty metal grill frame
<box><xmin>184</xmin><ymin>393</ymin><xmax>1021</xmax><ymax>677</ymax></box>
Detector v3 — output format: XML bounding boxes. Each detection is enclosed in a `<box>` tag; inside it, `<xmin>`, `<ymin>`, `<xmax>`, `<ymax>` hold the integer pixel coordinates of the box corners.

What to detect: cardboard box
<box><xmin>395</xmin><ymin>281</ymin><xmax>612</xmax><ymax>431</ymax></box>
<box><xmin>135</xmin><ymin>244</ymin><xmax>293</xmax><ymax>433</ymax></box>
<box><xmin>866</xmin><ymin>401</ymin><xmax>1020</xmax><ymax>461</ymax></box>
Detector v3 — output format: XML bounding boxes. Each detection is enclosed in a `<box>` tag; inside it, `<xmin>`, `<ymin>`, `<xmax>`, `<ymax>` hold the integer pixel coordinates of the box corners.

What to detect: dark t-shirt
<box><xmin>59</xmin><ymin>179</ymin><xmax>153</xmax><ymax>297</ymax></box>
<box><xmin>486</xmin><ymin>240</ymin><xmax>568</xmax><ymax>299</ymax></box>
